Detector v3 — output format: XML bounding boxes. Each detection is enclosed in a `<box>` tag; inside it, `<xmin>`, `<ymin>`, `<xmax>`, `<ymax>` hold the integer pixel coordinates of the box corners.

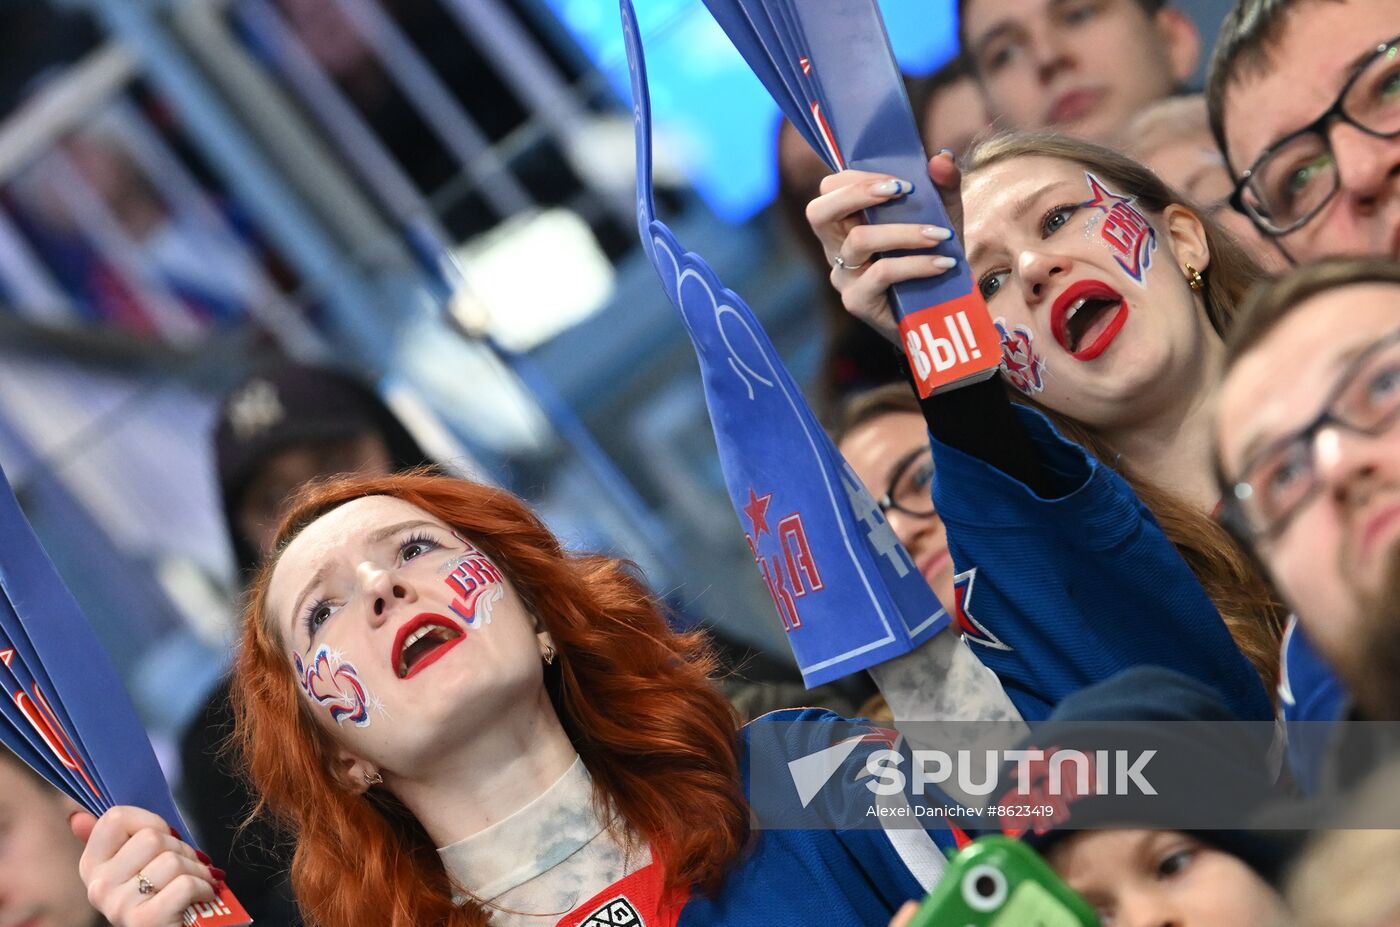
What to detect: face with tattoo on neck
<box><xmin>266</xmin><ymin>495</ymin><xmax>567</xmax><ymax>826</ymax></box>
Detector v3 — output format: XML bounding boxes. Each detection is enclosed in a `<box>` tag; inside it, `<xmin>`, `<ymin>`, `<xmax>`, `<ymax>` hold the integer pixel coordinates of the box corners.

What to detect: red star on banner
<box><xmin>742</xmin><ymin>487</ymin><xmax>773</xmax><ymax>537</ymax></box>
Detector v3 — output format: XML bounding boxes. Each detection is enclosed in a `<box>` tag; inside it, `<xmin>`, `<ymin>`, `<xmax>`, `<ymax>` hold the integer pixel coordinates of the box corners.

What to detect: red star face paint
<box><xmin>995</xmin><ymin>318</ymin><xmax>1046</xmax><ymax>395</ymax></box>
<box><xmin>293</xmin><ymin>645</ymin><xmax>376</xmax><ymax>727</ymax></box>
<box><xmin>444</xmin><ymin>533</ymin><xmax>505</xmax><ymax>629</ymax></box>
<box><xmin>1081</xmin><ymin>172</ymin><xmax>1157</xmax><ymax>286</ymax></box>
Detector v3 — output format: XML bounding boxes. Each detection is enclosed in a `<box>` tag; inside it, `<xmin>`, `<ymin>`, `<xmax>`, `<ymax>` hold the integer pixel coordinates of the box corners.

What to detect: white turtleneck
<box><xmin>437</xmin><ymin>756</ymin><xmax>649</xmax><ymax>926</ymax></box>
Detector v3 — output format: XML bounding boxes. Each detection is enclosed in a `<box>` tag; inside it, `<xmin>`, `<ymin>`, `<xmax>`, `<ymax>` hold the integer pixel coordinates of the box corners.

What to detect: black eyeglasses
<box><xmin>876</xmin><ymin>447</ymin><xmax>937</xmax><ymax>519</ymax></box>
<box><xmin>1229</xmin><ymin>35</ymin><xmax>1400</xmax><ymax>237</ymax></box>
<box><xmin>1220</xmin><ymin>328</ymin><xmax>1400</xmax><ymax>542</ymax></box>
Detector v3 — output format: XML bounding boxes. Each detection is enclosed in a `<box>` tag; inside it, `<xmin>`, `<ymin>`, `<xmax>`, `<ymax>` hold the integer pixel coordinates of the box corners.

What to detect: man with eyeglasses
<box><xmin>1215</xmin><ymin>257</ymin><xmax>1400</xmax><ymax>724</ymax></box>
<box><xmin>1206</xmin><ymin>0</ymin><xmax>1399</xmax><ymax>264</ymax></box>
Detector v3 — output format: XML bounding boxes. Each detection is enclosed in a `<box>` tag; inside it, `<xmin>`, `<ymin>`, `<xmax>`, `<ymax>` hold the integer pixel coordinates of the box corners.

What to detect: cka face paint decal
<box><xmin>294</xmin><ymin>646</ymin><xmax>378</xmax><ymax>727</ymax></box>
<box><xmin>444</xmin><ymin>533</ymin><xmax>505</xmax><ymax>629</ymax></box>
<box><xmin>995</xmin><ymin>318</ymin><xmax>1046</xmax><ymax>395</ymax></box>
<box><xmin>1081</xmin><ymin>172</ymin><xmax>1157</xmax><ymax>286</ymax></box>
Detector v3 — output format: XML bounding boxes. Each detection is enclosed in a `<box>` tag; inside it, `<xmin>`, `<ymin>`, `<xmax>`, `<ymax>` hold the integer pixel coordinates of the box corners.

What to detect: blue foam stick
<box><xmin>0</xmin><ymin>463</ymin><xmax>194</xmax><ymax>838</ymax></box>
<box><xmin>623</xmin><ymin>0</ymin><xmax>950</xmax><ymax>685</ymax></box>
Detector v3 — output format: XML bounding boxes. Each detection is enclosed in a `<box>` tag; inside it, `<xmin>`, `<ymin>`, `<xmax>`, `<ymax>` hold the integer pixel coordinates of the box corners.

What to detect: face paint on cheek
<box><xmin>443</xmin><ymin>533</ymin><xmax>505</xmax><ymax>629</ymax></box>
<box><xmin>995</xmin><ymin>317</ymin><xmax>1047</xmax><ymax>395</ymax></box>
<box><xmin>1081</xmin><ymin>171</ymin><xmax>1157</xmax><ymax>286</ymax></box>
<box><xmin>292</xmin><ymin>645</ymin><xmax>377</xmax><ymax>727</ymax></box>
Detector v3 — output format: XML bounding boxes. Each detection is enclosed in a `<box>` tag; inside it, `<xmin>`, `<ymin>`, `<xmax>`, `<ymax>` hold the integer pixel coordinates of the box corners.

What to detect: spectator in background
<box><xmin>912</xmin><ymin>56</ymin><xmax>992</xmax><ymax>160</ymax></box>
<box><xmin>1000</xmin><ymin>668</ymin><xmax>1295</xmax><ymax>927</ymax></box>
<box><xmin>886</xmin><ymin>671</ymin><xmax>1299</xmax><ymax>927</ymax></box>
<box><xmin>1215</xmin><ymin>258</ymin><xmax>1400</xmax><ymax>723</ymax></box>
<box><xmin>957</xmin><ymin>0</ymin><xmax>1201</xmax><ymax>143</ymax></box>
<box><xmin>1118</xmin><ymin>94</ymin><xmax>1289</xmax><ymax>272</ymax></box>
<box><xmin>834</xmin><ymin>384</ymin><xmax>955</xmax><ymax>611</ymax></box>
<box><xmin>0</xmin><ymin>748</ymin><xmax>106</xmax><ymax>927</ymax></box>
<box><xmin>1206</xmin><ymin>0</ymin><xmax>1398</xmax><ymax>264</ymax></box>
<box><xmin>181</xmin><ymin>362</ymin><xmax>431</xmax><ymax>926</ymax></box>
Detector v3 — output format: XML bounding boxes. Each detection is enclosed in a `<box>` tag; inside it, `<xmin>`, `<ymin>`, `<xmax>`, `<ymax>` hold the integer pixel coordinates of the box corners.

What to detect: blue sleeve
<box><xmin>928</xmin><ymin>405</ymin><xmax>1272</xmax><ymax>723</ymax></box>
<box><xmin>1279</xmin><ymin>617</ymin><xmax>1350</xmax><ymax>795</ymax></box>
<box><xmin>680</xmin><ymin>710</ymin><xmax>958</xmax><ymax>926</ymax></box>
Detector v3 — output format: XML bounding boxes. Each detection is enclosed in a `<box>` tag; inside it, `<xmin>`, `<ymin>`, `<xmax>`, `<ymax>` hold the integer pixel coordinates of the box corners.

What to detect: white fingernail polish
<box><xmin>932</xmin><ymin>256</ymin><xmax>958</xmax><ymax>269</ymax></box>
<box><xmin>921</xmin><ymin>226</ymin><xmax>952</xmax><ymax>241</ymax></box>
<box><xmin>871</xmin><ymin>179</ymin><xmax>911</xmax><ymax>196</ymax></box>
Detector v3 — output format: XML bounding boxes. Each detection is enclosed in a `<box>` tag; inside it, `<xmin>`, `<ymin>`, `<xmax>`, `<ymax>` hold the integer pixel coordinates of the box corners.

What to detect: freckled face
<box><xmin>267</xmin><ymin>495</ymin><xmax>545</xmax><ymax>772</ymax></box>
<box><xmin>962</xmin><ymin>156</ymin><xmax>1216</xmax><ymax>430</ymax></box>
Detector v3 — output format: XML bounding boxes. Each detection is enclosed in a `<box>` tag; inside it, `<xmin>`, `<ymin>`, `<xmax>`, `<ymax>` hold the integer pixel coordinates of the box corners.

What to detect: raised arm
<box><xmin>807</xmin><ymin>153</ymin><xmax>1056</xmax><ymax>494</ymax></box>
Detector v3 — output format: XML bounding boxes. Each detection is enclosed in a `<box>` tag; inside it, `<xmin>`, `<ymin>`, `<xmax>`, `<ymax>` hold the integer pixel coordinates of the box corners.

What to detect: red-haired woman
<box><xmin>73</xmin><ymin>472</ymin><xmax>1011</xmax><ymax>927</ymax></box>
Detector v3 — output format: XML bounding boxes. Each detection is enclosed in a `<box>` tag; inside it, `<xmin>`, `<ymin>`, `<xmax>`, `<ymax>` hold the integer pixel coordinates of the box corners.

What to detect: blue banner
<box><xmin>623</xmin><ymin>0</ymin><xmax>949</xmax><ymax>686</ymax></box>
<box><xmin>699</xmin><ymin>0</ymin><xmax>1001</xmax><ymax>397</ymax></box>
<box><xmin>0</xmin><ymin>463</ymin><xmax>251</xmax><ymax>923</ymax></box>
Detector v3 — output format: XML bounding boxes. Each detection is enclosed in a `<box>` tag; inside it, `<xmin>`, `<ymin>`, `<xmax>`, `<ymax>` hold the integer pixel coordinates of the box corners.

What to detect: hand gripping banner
<box><xmin>622</xmin><ymin>0</ymin><xmax>950</xmax><ymax>686</ymax></box>
<box><xmin>699</xmin><ymin>0</ymin><xmax>1002</xmax><ymax>397</ymax></box>
<box><xmin>0</xmin><ymin>465</ymin><xmax>250</xmax><ymax>926</ymax></box>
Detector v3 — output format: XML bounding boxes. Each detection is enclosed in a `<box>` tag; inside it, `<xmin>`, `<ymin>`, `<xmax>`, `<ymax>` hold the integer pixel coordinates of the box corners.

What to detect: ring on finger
<box><xmin>136</xmin><ymin>872</ymin><xmax>156</xmax><ymax>896</ymax></box>
<box><xmin>833</xmin><ymin>255</ymin><xmax>866</xmax><ymax>272</ymax></box>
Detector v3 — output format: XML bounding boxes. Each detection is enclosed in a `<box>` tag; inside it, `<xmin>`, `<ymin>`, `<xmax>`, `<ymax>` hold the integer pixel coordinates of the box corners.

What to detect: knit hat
<box><xmin>988</xmin><ymin>667</ymin><xmax>1303</xmax><ymax>885</ymax></box>
<box><xmin>214</xmin><ymin>362</ymin><xmax>430</xmax><ymax>578</ymax></box>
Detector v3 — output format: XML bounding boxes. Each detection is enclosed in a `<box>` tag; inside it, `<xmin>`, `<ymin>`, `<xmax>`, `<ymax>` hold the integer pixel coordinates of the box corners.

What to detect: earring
<box><xmin>363</xmin><ymin>770</ymin><xmax>383</xmax><ymax>786</ymax></box>
<box><xmin>1184</xmin><ymin>263</ymin><xmax>1205</xmax><ymax>292</ymax></box>
<box><xmin>542</xmin><ymin>644</ymin><xmax>556</xmax><ymax>666</ymax></box>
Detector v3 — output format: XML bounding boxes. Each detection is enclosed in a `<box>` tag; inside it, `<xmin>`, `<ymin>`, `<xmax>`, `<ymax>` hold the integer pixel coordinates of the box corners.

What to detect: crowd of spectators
<box><xmin>4</xmin><ymin>0</ymin><xmax>1399</xmax><ymax>925</ymax></box>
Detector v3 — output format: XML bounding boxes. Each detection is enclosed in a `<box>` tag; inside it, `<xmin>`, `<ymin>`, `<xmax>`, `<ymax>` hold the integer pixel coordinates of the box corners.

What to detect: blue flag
<box><xmin>622</xmin><ymin>0</ymin><xmax>949</xmax><ymax>686</ymax></box>
<box><xmin>700</xmin><ymin>0</ymin><xmax>1002</xmax><ymax>398</ymax></box>
<box><xmin>0</xmin><ymin>465</ymin><xmax>251</xmax><ymax>924</ymax></box>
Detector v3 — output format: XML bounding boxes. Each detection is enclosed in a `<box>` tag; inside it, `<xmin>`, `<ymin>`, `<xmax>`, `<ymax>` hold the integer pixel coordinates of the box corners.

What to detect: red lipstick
<box><xmin>390</xmin><ymin>613</ymin><xmax>465</xmax><ymax>680</ymax></box>
<box><xmin>1050</xmin><ymin>279</ymin><xmax>1130</xmax><ymax>361</ymax></box>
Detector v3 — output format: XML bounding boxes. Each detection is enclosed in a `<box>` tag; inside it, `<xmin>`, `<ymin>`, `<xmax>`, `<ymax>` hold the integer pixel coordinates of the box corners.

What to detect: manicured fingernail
<box><xmin>870</xmin><ymin>179</ymin><xmax>913</xmax><ymax>196</ymax></box>
<box><xmin>194</xmin><ymin>849</ymin><xmax>212</xmax><ymax>865</ymax></box>
<box><xmin>921</xmin><ymin>226</ymin><xmax>951</xmax><ymax>241</ymax></box>
<box><xmin>931</xmin><ymin>256</ymin><xmax>958</xmax><ymax>270</ymax></box>
<box><xmin>208</xmin><ymin>865</ymin><xmax>227</xmax><ymax>881</ymax></box>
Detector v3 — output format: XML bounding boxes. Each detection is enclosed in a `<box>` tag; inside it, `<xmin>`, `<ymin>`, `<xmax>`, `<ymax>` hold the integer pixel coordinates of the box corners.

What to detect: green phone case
<box><xmin>909</xmin><ymin>836</ymin><xmax>1099</xmax><ymax>927</ymax></box>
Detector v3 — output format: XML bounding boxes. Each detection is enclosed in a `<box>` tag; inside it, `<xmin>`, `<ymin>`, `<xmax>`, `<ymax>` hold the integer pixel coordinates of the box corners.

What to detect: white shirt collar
<box><xmin>436</xmin><ymin>755</ymin><xmax>604</xmax><ymax>901</ymax></box>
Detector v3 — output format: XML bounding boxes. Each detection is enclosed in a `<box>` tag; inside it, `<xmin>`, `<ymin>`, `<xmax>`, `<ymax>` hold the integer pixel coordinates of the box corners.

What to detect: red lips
<box><xmin>1050</xmin><ymin>279</ymin><xmax>1130</xmax><ymax>361</ymax></box>
<box><xmin>390</xmin><ymin>613</ymin><xmax>465</xmax><ymax>680</ymax></box>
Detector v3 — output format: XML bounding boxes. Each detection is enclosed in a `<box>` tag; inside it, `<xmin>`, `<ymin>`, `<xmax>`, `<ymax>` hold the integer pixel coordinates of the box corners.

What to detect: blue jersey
<box><xmin>554</xmin><ymin>710</ymin><xmax>956</xmax><ymax>927</ymax></box>
<box><xmin>1279</xmin><ymin>616</ymin><xmax>1349</xmax><ymax>795</ymax></box>
<box><xmin>929</xmin><ymin>405</ymin><xmax>1272</xmax><ymax>723</ymax></box>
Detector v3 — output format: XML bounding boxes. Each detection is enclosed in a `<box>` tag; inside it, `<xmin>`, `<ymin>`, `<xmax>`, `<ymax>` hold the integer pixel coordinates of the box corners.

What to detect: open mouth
<box><xmin>391</xmin><ymin>614</ymin><xmax>465</xmax><ymax>680</ymax></box>
<box><xmin>1051</xmin><ymin>280</ymin><xmax>1130</xmax><ymax>361</ymax></box>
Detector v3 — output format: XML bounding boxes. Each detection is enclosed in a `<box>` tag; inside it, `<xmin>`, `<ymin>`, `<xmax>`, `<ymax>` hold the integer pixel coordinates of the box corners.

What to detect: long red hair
<box><xmin>231</xmin><ymin>472</ymin><xmax>749</xmax><ymax>927</ymax></box>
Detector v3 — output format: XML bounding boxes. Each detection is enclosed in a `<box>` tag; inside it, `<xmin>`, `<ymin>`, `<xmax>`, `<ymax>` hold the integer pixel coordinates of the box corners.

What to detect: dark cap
<box><xmin>213</xmin><ymin>362</ymin><xmax>430</xmax><ymax>577</ymax></box>
<box><xmin>990</xmin><ymin>667</ymin><xmax>1304</xmax><ymax>885</ymax></box>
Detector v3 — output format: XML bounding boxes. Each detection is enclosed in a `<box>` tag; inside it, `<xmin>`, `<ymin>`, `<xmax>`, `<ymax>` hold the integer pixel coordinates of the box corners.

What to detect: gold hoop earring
<box><xmin>363</xmin><ymin>770</ymin><xmax>383</xmax><ymax>786</ymax></box>
<box><xmin>542</xmin><ymin>645</ymin><xmax>556</xmax><ymax>666</ymax></box>
<box><xmin>1184</xmin><ymin>263</ymin><xmax>1205</xmax><ymax>292</ymax></box>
